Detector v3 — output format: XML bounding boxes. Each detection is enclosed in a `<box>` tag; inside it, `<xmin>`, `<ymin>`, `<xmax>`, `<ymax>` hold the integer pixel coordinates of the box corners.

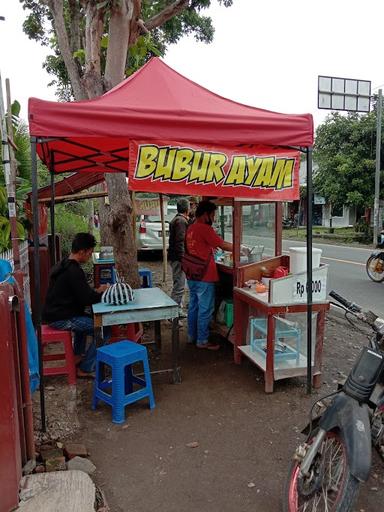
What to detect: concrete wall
<box><xmin>322</xmin><ymin>204</ymin><xmax>356</xmax><ymax>228</ymax></box>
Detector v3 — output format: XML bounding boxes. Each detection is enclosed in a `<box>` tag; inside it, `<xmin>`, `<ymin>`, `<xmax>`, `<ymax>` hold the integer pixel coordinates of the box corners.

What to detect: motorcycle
<box><xmin>283</xmin><ymin>290</ymin><xmax>384</xmax><ymax>512</ymax></box>
<box><xmin>366</xmin><ymin>250</ymin><xmax>384</xmax><ymax>282</ymax></box>
<box><xmin>366</xmin><ymin>231</ymin><xmax>384</xmax><ymax>282</ymax></box>
<box><xmin>283</xmin><ymin>217</ymin><xmax>295</xmax><ymax>228</ymax></box>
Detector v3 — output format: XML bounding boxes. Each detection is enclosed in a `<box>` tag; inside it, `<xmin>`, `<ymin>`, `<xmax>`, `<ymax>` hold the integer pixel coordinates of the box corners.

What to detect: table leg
<box><xmin>94</xmin><ymin>314</ymin><xmax>103</xmax><ymax>348</ymax></box>
<box><xmin>171</xmin><ymin>317</ymin><xmax>181</xmax><ymax>384</ymax></box>
<box><xmin>234</xmin><ymin>295</ymin><xmax>248</xmax><ymax>364</ymax></box>
<box><xmin>265</xmin><ymin>315</ymin><xmax>275</xmax><ymax>393</ymax></box>
<box><xmin>154</xmin><ymin>320</ymin><xmax>162</xmax><ymax>353</ymax></box>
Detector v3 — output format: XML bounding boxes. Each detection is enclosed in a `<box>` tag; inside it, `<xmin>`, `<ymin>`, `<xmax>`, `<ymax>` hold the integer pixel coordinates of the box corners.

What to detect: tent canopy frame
<box><xmin>29</xmin><ymin>58</ymin><xmax>315</xmax><ymax>431</ymax></box>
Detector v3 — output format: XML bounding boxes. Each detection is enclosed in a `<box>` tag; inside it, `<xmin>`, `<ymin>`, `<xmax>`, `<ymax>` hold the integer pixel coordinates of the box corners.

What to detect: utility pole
<box><xmin>373</xmin><ymin>89</ymin><xmax>383</xmax><ymax>246</ymax></box>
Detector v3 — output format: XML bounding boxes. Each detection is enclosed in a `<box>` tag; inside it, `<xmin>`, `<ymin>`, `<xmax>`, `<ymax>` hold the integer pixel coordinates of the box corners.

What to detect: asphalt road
<box><xmin>231</xmin><ymin>229</ymin><xmax>383</xmax><ymax>317</ymax></box>
<box><xmin>281</xmin><ymin>239</ymin><xmax>383</xmax><ymax>316</ymax></box>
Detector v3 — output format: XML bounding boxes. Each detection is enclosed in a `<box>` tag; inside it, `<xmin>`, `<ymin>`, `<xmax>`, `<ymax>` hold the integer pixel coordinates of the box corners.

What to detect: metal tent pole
<box><xmin>31</xmin><ymin>136</ymin><xmax>46</xmax><ymax>431</ymax></box>
<box><xmin>49</xmin><ymin>160</ymin><xmax>56</xmax><ymax>265</ymax></box>
<box><xmin>159</xmin><ymin>194</ymin><xmax>167</xmax><ymax>283</ymax></box>
<box><xmin>306</xmin><ymin>147</ymin><xmax>313</xmax><ymax>395</ymax></box>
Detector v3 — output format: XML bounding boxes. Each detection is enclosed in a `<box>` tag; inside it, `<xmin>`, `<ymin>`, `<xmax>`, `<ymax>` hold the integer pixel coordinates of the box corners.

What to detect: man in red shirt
<box><xmin>185</xmin><ymin>200</ymin><xmax>233</xmax><ymax>350</ymax></box>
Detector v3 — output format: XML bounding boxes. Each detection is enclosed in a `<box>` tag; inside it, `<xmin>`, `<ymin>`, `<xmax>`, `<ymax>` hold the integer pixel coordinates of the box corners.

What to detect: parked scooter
<box><xmin>283</xmin><ymin>290</ymin><xmax>384</xmax><ymax>512</ymax></box>
<box><xmin>283</xmin><ymin>217</ymin><xmax>295</xmax><ymax>228</ymax></box>
<box><xmin>366</xmin><ymin>250</ymin><xmax>384</xmax><ymax>282</ymax></box>
<box><xmin>366</xmin><ymin>231</ymin><xmax>384</xmax><ymax>282</ymax></box>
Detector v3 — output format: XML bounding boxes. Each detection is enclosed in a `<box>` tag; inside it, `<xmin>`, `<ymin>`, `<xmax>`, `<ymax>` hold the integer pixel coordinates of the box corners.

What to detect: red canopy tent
<box><xmin>29</xmin><ymin>56</ymin><xmax>313</xmax><ymax>218</ymax></box>
<box><xmin>29</xmin><ymin>58</ymin><xmax>313</xmax><ymax>176</ymax></box>
<box><xmin>29</xmin><ymin>58</ymin><xmax>315</xmax><ymax>427</ymax></box>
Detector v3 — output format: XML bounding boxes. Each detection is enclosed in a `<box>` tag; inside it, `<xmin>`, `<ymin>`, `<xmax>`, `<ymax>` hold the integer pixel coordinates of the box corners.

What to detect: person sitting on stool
<box><xmin>42</xmin><ymin>232</ymin><xmax>109</xmax><ymax>378</ymax></box>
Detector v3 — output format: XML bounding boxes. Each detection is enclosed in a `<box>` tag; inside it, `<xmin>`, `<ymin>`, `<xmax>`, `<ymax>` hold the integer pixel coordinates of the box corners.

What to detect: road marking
<box><xmin>282</xmin><ymin>240</ymin><xmax>373</xmax><ymax>252</ymax></box>
<box><xmin>283</xmin><ymin>243</ymin><xmax>374</xmax><ymax>252</ymax></box>
<box><xmin>282</xmin><ymin>249</ymin><xmax>366</xmax><ymax>267</ymax></box>
<box><xmin>321</xmin><ymin>256</ymin><xmax>365</xmax><ymax>266</ymax></box>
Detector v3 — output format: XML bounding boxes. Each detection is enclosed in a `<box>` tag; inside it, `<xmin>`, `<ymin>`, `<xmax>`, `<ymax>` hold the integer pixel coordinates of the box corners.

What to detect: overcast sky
<box><xmin>1</xmin><ymin>0</ymin><xmax>384</xmax><ymax>129</ymax></box>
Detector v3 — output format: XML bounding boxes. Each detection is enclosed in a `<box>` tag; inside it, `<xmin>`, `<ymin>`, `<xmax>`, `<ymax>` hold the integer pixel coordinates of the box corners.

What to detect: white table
<box><xmin>92</xmin><ymin>288</ymin><xmax>181</xmax><ymax>383</ymax></box>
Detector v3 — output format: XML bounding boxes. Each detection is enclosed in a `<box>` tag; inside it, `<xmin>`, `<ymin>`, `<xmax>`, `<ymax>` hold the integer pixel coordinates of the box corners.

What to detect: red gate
<box><xmin>0</xmin><ymin>275</ymin><xmax>35</xmax><ymax>512</ymax></box>
<box><xmin>0</xmin><ymin>284</ymin><xmax>22</xmax><ymax>511</ymax></box>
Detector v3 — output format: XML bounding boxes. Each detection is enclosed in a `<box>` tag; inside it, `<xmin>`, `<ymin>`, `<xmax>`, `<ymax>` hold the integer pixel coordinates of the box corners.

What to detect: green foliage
<box><xmin>0</xmin><ymin>185</ymin><xmax>26</xmax><ymax>252</ymax></box>
<box><xmin>20</xmin><ymin>0</ymin><xmax>233</xmax><ymax>100</ymax></box>
<box><xmin>0</xmin><ymin>99</ymin><xmax>54</xmax><ymax>250</ymax></box>
<box><xmin>53</xmin><ymin>204</ymin><xmax>88</xmax><ymax>257</ymax></box>
<box><xmin>126</xmin><ymin>34</ymin><xmax>162</xmax><ymax>76</ymax></box>
<box><xmin>314</xmin><ymin>111</ymin><xmax>381</xmax><ymax>209</ymax></box>
<box><xmin>0</xmin><ymin>100</ymin><xmax>50</xmax><ymax>190</ymax></box>
<box><xmin>354</xmin><ymin>217</ymin><xmax>373</xmax><ymax>243</ymax></box>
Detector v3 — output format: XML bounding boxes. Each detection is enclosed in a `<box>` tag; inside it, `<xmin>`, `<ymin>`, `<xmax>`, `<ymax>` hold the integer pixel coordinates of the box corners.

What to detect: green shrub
<box><xmin>54</xmin><ymin>206</ymin><xmax>88</xmax><ymax>257</ymax></box>
<box><xmin>354</xmin><ymin>218</ymin><xmax>372</xmax><ymax>243</ymax></box>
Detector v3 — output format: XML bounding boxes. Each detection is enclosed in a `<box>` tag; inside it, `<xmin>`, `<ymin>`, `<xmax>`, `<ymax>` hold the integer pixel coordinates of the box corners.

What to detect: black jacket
<box><xmin>42</xmin><ymin>258</ymin><xmax>101</xmax><ymax>323</ymax></box>
<box><xmin>168</xmin><ymin>214</ymin><xmax>188</xmax><ymax>262</ymax></box>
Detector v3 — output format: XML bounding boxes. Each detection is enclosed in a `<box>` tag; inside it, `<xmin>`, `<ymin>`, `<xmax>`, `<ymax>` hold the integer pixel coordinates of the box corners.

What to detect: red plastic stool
<box><xmin>41</xmin><ymin>325</ymin><xmax>77</xmax><ymax>385</ymax></box>
<box><xmin>109</xmin><ymin>322</ymin><xmax>143</xmax><ymax>344</ymax></box>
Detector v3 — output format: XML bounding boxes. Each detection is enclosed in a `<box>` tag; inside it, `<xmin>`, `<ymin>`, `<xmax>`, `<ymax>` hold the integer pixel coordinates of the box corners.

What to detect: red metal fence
<box><xmin>0</xmin><ymin>274</ymin><xmax>34</xmax><ymax>512</ymax></box>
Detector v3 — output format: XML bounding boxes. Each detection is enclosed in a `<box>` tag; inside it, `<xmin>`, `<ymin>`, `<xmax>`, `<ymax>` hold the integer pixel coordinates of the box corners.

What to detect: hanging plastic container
<box><xmin>289</xmin><ymin>247</ymin><xmax>322</xmax><ymax>274</ymax></box>
<box><xmin>224</xmin><ymin>299</ymin><xmax>234</xmax><ymax>327</ymax></box>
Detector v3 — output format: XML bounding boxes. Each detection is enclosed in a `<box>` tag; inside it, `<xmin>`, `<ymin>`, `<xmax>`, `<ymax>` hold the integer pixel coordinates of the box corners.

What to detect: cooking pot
<box><xmin>273</xmin><ymin>266</ymin><xmax>289</xmax><ymax>279</ymax></box>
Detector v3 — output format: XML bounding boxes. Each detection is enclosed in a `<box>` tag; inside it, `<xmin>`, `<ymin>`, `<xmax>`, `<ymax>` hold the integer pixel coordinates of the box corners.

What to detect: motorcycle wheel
<box><xmin>283</xmin><ymin>431</ymin><xmax>360</xmax><ymax>512</ymax></box>
<box><xmin>366</xmin><ymin>255</ymin><xmax>384</xmax><ymax>282</ymax></box>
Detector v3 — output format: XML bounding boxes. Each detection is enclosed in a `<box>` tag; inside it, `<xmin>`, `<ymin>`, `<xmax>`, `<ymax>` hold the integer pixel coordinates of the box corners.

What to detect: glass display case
<box><xmin>246</xmin><ymin>312</ymin><xmax>318</xmax><ymax>370</ymax></box>
<box><xmin>214</xmin><ymin>199</ymin><xmax>281</xmax><ymax>270</ymax></box>
<box><xmin>241</xmin><ymin>203</ymin><xmax>275</xmax><ymax>260</ymax></box>
<box><xmin>233</xmin><ymin>282</ymin><xmax>329</xmax><ymax>393</ymax></box>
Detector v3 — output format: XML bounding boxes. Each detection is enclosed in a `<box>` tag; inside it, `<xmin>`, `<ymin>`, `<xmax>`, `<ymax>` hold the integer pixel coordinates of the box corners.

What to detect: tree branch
<box><xmin>68</xmin><ymin>0</ymin><xmax>81</xmax><ymax>53</ymax></box>
<box><xmin>83</xmin><ymin>1</ymin><xmax>105</xmax><ymax>97</ymax></box>
<box><xmin>144</xmin><ymin>0</ymin><xmax>189</xmax><ymax>32</ymax></box>
<box><xmin>105</xmin><ymin>0</ymin><xmax>136</xmax><ymax>90</ymax></box>
<box><xmin>128</xmin><ymin>0</ymin><xmax>143</xmax><ymax>45</ymax></box>
<box><xmin>47</xmin><ymin>0</ymin><xmax>87</xmax><ymax>100</ymax></box>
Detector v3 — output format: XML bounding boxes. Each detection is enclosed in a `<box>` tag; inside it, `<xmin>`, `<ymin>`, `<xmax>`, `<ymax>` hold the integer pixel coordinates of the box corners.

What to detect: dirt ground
<box><xmin>34</xmin><ymin>259</ymin><xmax>384</xmax><ymax>512</ymax></box>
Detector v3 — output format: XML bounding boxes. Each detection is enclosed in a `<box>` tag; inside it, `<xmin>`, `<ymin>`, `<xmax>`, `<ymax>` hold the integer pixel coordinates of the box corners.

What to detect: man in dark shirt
<box><xmin>168</xmin><ymin>198</ymin><xmax>190</xmax><ymax>317</ymax></box>
<box><xmin>43</xmin><ymin>232</ymin><xmax>109</xmax><ymax>377</ymax></box>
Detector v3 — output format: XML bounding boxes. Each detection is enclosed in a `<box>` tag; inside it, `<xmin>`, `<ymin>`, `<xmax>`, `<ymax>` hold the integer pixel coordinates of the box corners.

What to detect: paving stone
<box><xmin>46</xmin><ymin>456</ymin><xmax>66</xmax><ymax>472</ymax></box>
<box><xmin>64</xmin><ymin>442</ymin><xmax>88</xmax><ymax>460</ymax></box>
<box><xmin>18</xmin><ymin>470</ymin><xmax>95</xmax><ymax>511</ymax></box>
<box><xmin>23</xmin><ymin>460</ymin><xmax>37</xmax><ymax>475</ymax></box>
<box><xmin>40</xmin><ymin>446</ymin><xmax>64</xmax><ymax>462</ymax></box>
<box><xmin>67</xmin><ymin>456</ymin><xmax>96</xmax><ymax>475</ymax></box>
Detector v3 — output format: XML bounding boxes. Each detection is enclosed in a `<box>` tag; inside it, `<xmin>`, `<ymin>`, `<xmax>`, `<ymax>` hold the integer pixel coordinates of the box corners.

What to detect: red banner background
<box><xmin>129</xmin><ymin>141</ymin><xmax>300</xmax><ymax>201</ymax></box>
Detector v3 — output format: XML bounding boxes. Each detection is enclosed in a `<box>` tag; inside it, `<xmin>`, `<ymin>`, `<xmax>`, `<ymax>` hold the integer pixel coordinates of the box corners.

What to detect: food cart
<box><xmin>29</xmin><ymin>57</ymin><xmax>319</xmax><ymax>423</ymax></box>
<box><xmin>209</xmin><ymin>199</ymin><xmax>329</xmax><ymax>393</ymax></box>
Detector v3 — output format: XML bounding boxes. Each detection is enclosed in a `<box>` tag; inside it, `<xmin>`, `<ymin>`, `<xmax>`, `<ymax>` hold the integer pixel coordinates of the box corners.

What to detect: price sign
<box><xmin>292</xmin><ymin>276</ymin><xmax>327</xmax><ymax>303</ymax></box>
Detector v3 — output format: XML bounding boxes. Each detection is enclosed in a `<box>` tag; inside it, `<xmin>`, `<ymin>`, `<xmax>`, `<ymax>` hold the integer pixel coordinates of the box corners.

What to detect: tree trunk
<box><xmin>88</xmin><ymin>199</ymin><xmax>94</xmax><ymax>233</ymax></box>
<box><xmin>47</xmin><ymin>0</ymin><xmax>197</xmax><ymax>292</ymax></box>
<box><xmin>100</xmin><ymin>1</ymin><xmax>140</xmax><ymax>288</ymax></box>
<box><xmin>97</xmin><ymin>182</ymin><xmax>113</xmax><ymax>246</ymax></box>
<box><xmin>104</xmin><ymin>173</ymin><xmax>140</xmax><ymax>288</ymax></box>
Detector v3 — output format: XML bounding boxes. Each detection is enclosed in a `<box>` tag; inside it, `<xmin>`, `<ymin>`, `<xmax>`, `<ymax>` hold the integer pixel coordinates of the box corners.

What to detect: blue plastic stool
<box><xmin>112</xmin><ymin>267</ymin><xmax>153</xmax><ymax>288</ymax></box>
<box><xmin>92</xmin><ymin>340</ymin><xmax>155</xmax><ymax>424</ymax></box>
<box><xmin>139</xmin><ymin>268</ymin><xmax>153</xmax><ymax>288</ymax></box>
